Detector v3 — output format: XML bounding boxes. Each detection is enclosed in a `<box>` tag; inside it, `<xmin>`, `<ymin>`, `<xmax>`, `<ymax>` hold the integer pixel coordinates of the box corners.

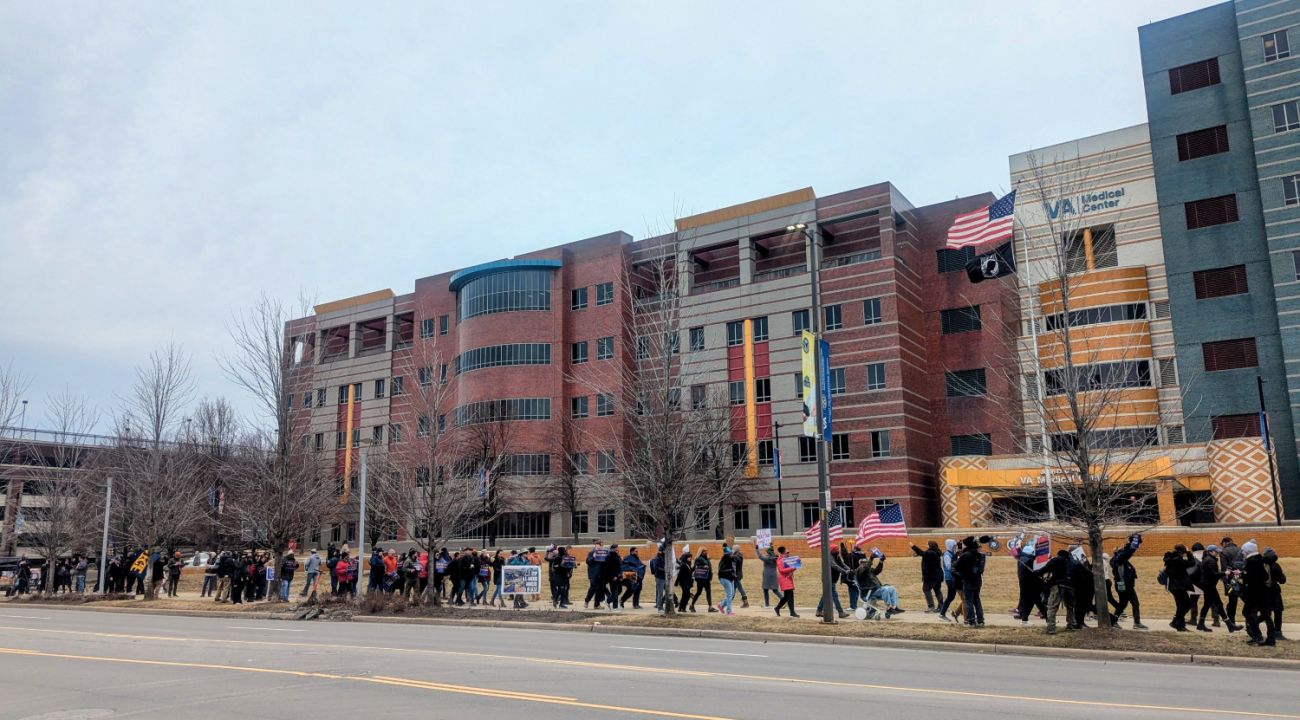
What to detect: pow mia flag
<box><xmin>965</xmin><ymin>241</ymin><xmax>1016</xmax><ymax>283</ymax></box>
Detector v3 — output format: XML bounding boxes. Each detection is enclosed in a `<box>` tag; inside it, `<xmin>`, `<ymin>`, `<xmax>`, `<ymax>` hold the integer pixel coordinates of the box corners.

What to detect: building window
<box><xmin>729</xmin><ymin>380</ymin><xmax>745</xmax><ymax>406</ymax></box>
<box><xmin>833</xmin><ymin>500</ymin><xmax>855</xmax><ymax>528</ymax></box>
<box><xmin>1168</xmin><ymin>57</ymin><xmax>1220</xmax><ymax>94</ymax></box>
<box><xmin>1045</xmin><ymin>361</ymin><xmax>1151</xmax><ymax>395</ymax></box>
<box><xmin>418</xmin><ymin>367</ymin><xmax>433</xmax><ymax>386</ymax></box>
<box><xmin>937</xmin><ymin>246</ymin><xmax>976</xmax><ymax>273</ymax></box>
<box><xmin>1264</xmin><ymin>30</ymin><xmax>1291</xmax><ymax>62</ymax></box>
<box><xmin>733</xmin><ymin>506</ymin><xmax>751</xmax><ymax>531</ymax></box>
<box><xmin>824</xmin><ymin>304</ymin><xmax>843</xmax><ymax>330</ymax></box>
<box><xmin>874</xmin><ymin>498</ymin><xmax>897</xmax><ymax>512</ymax></box>
<box><xmin>759</xmin><ymin>503</ymin><xmax>778</xmax><ymax>530</ymax></box>
<box><xmin>1158</xmin><ymin>357</ymin><xmax>1178</xmax><ymax>387</ymax></box>
<box><xmin>374</xmin><ymin>378</ymin><xmax>386</xmax><ymax>399</ymax></box>
<box><xmin>866</xmin><ymin>362</ymin><xmax>886</xmax><ymax>390</ymax></box>
<box><xmin>596</xmin><ymin>282</ymin><xmax>614</xmax><ymax>306</ymax></box>
<box><xmin>1063</xmin><ymin>225</ymin><xmax>1118</xmax><ymax>273</ymax></box>
<box><xmin>435</xmin><ymin>315</ymin><xmax>446</xmax><ymax>335</ymax></box>
<box><xmin>681</xmin><ymin>384</ymin><xmax>703</xmax><ymax>410</ymax></box>
<box><xmin>596</xmin><ymin>336</ymin><xmax>614</xmax><ymax>360</ymax></box>
<box><xmin>726</xmin><ymin>321</ymin><xmax>744</xmax><ymax>346</ymax></box>
<box><xmin>571</xmin><ymin>287</ymin><xmax>588</xmax><ymax>310</ymax></box>
<box><xmin>752</xmin><ymin>316</ymin><xmax>769</xmax><ymax>342</ymax></box>
<box><xmin>452</xmin><ymin>398</ymin><xmax>551</xmax><ymax>424</ymax></box>
<box><xmin>455</xmin><ymin>343</ymin><xmax>551</xmax><ymax>374</ymax></box>
<box><xmin>730</xmin><ymin>442</ymin><xmax>748</xmax><ymax>467</ymax></box>
<box><xmin>799</xmin><ymin>436</ymin><xmax>817</xmax><ymax>463</ymax></box>
<box><xmin>569</xmin><ymin>452</ymin><xmax>588</xmax><ymax>475</ymax></box>
<box><xmin>336</xmin><ymin>431</ymin><xmax>345</xmax><ymax>449</ymax></box>
<box><xmin>338</xmin><ymin>385</ymin><xmax>348</xmax><ymax>404</ymax></box>
<box><xmin>572</xmin><ymin>511</ymin><xmax>589</xmax><ymax>535</ymax></box>
<box><xmin>571</xmin><ymin>341</ymin><xmax>588</xmax><ymax>364</ymax></box>
<box><xmin>695</xmin><ymin>507</ymin><xmax>711</xmax><ymax>532</ymax></box>
<box><xmin>440</xmin><ymin>364</ymin><xmax>448</xmax><ymax>384</ymax></box>
<box><xmin>597</xmin><ymin>451</ymin><xmax>616</xmax><ymax>474</ymax></box>
<box><xmin>795</xmin><ymin>371</ymin><xmax>804</xmax><ymax>399</ymax></box>
<box><xmin>792</xmin><ymin>309</ymin><xmax>810</xmax><ymax>334</ymax></box>
<box><xmin>389</xmin><ymin>423</ymin><xmax>402</xmax><ymax>444</ymax></box>
<box><xmin>351</xmin><ymin>428</ymin><xmax>361</xmax><ymax>448</ymax></box>
<box><xmin>945</xmin><ymin>368</ymin><xmax>987</xmax><ymax>397</ymax></box>
<box><xmin>1185</xmin><ymin>195</ymin><xmax>1239</xmax><ymax>229</ymax></box>
<box><xmin>828</xmin><ymin>367</ymin><xmax>846</xmax><ymax>395</ymax></box>
<box><xmin>302</xmin><ymin>392</ymin><xmax>312</xmax><ymax>409</ymax></box>
<box><xmin>353</xmin><ymin>382</ymin><xmax>363</xmax><ymax>402</ymax></box>
<box><xmin>755</xmin><ymin>377</ymin><xmax>771</xmax><ymax>403</ymax></box>
<box><xmin>1284</xmin><ymin>175</ymin><xmax>1300</xmax><ymax>206</ymax></box>
<box><xmin>571</xmin><ymin>396</ymin><xmax>589</xmax><ymax>419</ymax></box>
<box><xmin>688</xmin><ymin>326</ymin><xmax>705</xmax><ymax>351</ymax></box>
<box><xmin>1274</xmin><ymin>100</ymin><xmax>1300</xmax><ymax>132</ymax></box>
<box><xmin>317</xmin><ymin>388</ymin><xmax>326</xmax><ymax>407</ymax></box>
<box><xmin>870</xmin><ymin>430</ymin><xmax>890</xmax><ymax>458</ymax></box>
<box><xmin>372</xmin><ymin>425</ymin><xmax>384</xmax><ymax>443</ymax></box>
<box><xmin>1293</xmin><ymin>250</ymin><xmax>1300</xmax><ymax>281</ymax></box>
<box><xmin>801</xmin><ymin>502</ymin><xmax>819</xmax><ymax>529</ymax></box>
<box><xmin>1202</xmin><ymin>338</ymin><xmax>1258</xmax><ymax>371</ymax></box>
<box><xmin>597</xmin><ymin>509</ymin><xmax>616</xmax><ymax>533</ymax></box>
<box><xmin>390</xmin><ymin>377</ymin><xmax>403</xmax><ymax>396</ymax></box>
<box><xmin>314</xmin><ymin>433</ymin><xmax>324</xmax><ymax>452</ymax></box>
<box><xmin>1045</xmin><ymin>302</ymin><xmax>1147</xmax><ymax>330</ymax></box>
<box><xmin>950</xmin><ymin>433</ymin><xmax>993</xmax><ymax>456</ymax></box>
<box><xmin>1194</xmin><ymin>265</ymin><xmax>1249</xmax><ymax>298</ymax></box>
<box><xmin>757</xmin><ymin>439</ymin><xmax>774</xmax><ymax>466</ymax></box>
<box><xmin>831</xmin><ymin>433</ymin><xmax>851</xmax><ymax>460</ymax></box>
<box><xmin>420</xmin><ymin>318</ymin><xmax>434</xmax><ymax>339</ymax></box>
<box><xmin>940</xmin><ymin>306</ymin><xmax>981</xmax><ymax>334</ymax></box>
<box><xmin>596</xmin><ymin>393</ymin><xmax>614</xmax><ymax>416</ymax></box>
<box><xmin>1211</xmin><ymin>414</ymin><xmax>1259</xmax><ymax>439</ymax></box>
<box><xmin>863</xmin><ymin>298</ymin><xmax>882</xmax><ymax>325</ymax></box>
<box><xmin>1176</xmin><ymin>125</ymin><xmax>1229</xmax><ymax>161</ymax></box>
<box><xmin>457</xmin><ymin>270</ymin><xmax>552</xmax><ymax>320</ymax></box>
<box><xmin>417</xmin><ymin>416</ymin><xmax>431</xmax><ymax>437</ymax></box>
<box><xmin>437</xmin><ymin>414</ymin><xmax>446</xmax><ymax>433</ymax></box>
<box><xmin>506</xmin><ymin>454</ymin><xmax>551</xmax><ymax>476</ymax></box>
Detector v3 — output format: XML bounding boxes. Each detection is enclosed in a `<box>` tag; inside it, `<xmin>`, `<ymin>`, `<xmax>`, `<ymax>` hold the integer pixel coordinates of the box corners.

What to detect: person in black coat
<box><xmin>952</xmin><ymin>536</ymin><xmax>987</xmax><ymax>627</ymax></box>
<box><xmin>1110</xmin><ymin>535</ymin><xmax>1146</xmax><ymax>629</ymax></box>
<box><xmin>1240</xmin><ymin>541</ymin><xmax>1276</xmax><ymax>646</ymax></box>
<box><xmin>1013</xmin><ymin>545</ymin><xmax>1046</xmax><ymax>626</ymax></box>
<box><xmin>602</xmin><ymin>544</ymin><xmax>623</xmax><ymax>610</ymax></box>
<box><xmin>676</xmin><ymin>551</ymin><xmax>695</xmax><ymax>612</ymax></box>
<box><xmin>1263</xmin><ymin>547</ymin><xmax>1287</xmax><ymax>643</ymax></box>
<box><xmin>584</xmin><ymin>541</ymin><xmax>608</xmax><ymax>610</ymax></box>
<box><xmin>1067</xmin><ymin>549</ymin><xmax>1095</xmax><ymax>630</ymax></box>
<box><xmin>1196</xmin><ymin>545</ymin><xmax>1236</xmax><ymax>632</ymax></box>
<box><xmin>1163</xmin><ymin>544</ymin><xmax>1197</xmax><ymax>631</ymax></box>
<box><xmin>1035</xmin><ymin>549</ymin><xmax>1071</xmax><ymax>634</ymax></box>
<box><xmin>910</xmin><ymin>541</ymin><xmax>944</xmax><ymax>612</ymax></box>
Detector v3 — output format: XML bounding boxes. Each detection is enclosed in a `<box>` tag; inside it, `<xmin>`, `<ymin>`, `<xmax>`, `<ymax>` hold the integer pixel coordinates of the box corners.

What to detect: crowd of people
<box><xmin>2</xmin><ymin>533</ymin><xmax>1290</xmax><ymax>648</ymax></box>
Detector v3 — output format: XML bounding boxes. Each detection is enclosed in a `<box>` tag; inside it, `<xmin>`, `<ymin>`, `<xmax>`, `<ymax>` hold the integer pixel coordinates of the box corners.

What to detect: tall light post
<box><xmin>357</xmin><ymin>441</ymin><xmax>371</xmax><ymax>594</ymax></box>
<box><xmin>788</xmin><ymin>222</ymin><xmax>836</xmax><ymax>624</ymax></box>
<box><xmin>98</xmin><ymin>477</ymin><xmax>113</xmax><ymax>594</ymax></box>
<box><xmin>774</xmin><ymin>421</ymin><xmax>785</xmax><ymax>536</ymax></box>
<box><xmin>19</xmin><ymin>399</ymin><xmax>27</xmax><ymax>438</ymax></box>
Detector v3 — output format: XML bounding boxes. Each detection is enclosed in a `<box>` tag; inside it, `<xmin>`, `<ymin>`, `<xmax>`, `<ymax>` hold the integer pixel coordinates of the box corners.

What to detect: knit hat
<box><xmin>1206</xmin><ymin>545</ymin><xmax>1219</xmax><ymax>553</ymax></box>
<box><xmin>944</xmin><ymin>539</ymin><xmax>957</xmax><ymax>552</ymax></box>
<box><xmin>1242</xmin><ymin>540</ymin><xmax>1258</xmax><ymax>555</ymax></box>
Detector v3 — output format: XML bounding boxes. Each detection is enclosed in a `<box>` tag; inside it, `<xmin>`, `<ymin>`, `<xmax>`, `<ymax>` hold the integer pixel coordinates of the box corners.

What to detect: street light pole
<box><xmin>357</xmin><ymin>444</ymin><xmax>368</xmax><ymax>594</ymax></box>
<box><xmin>98</xmin><ymin>477</ymin><xmax>112</xmax><ymax>594</ymax></box>
<box><xmin>790</xmin><ymin>222</ymin><xmax>836</xmax><ymax>624</ymax></box>
<box><xmin>774</xmin><ymin>421</ymin><xmax>785</xmax><ymax>536</ymax></box>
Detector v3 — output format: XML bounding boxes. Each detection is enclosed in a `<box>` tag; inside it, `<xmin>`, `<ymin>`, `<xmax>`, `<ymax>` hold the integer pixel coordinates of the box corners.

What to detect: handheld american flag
<box><xmin>805</xmin><ymin>507</ymin><xmax>844</xmax><ymax>548</ymax></box>
<box><xmin>855</xmin><ymin>503</ymin><xmax>907</xmax><ymax>546</ymax></box>
<box><xmin>946</xmin><ymin>190</ymin><xmax>1016</xmax><ymax>249</ymax></box>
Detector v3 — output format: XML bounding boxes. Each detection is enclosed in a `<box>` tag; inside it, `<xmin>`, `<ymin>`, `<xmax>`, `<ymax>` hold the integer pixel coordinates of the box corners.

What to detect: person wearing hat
<box><xmin>952</xmin><ymin>536</ymin><xmax>987</xmax><ymax>627</ymax></box>
<box><xmin>1196</xmin><ymin>544</ymin><xmax>1235</xmax><ymax>632</ymax></box>
<box><xmin>1240</xmin><ymin>540</ymin><xmax>1276</xmax><ymax>646</ymax></box>
<box><xmin>1262</xmin><ymin>547</ymin><xmax>1287</xmax><ymax>642</ymax></box>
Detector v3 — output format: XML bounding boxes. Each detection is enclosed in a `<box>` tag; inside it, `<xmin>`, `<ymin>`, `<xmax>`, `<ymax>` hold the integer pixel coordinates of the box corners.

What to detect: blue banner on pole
<box><xmin>818</xmin><ymin>338</ymin><xmax>832</xmax><ymax>442</ymax></box>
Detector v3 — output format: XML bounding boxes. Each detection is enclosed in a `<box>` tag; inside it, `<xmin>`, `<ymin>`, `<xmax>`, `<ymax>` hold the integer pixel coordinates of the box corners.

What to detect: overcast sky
<box><xmin>0</xmin><ymin>1</ymin><xmax>1208</xmax><ymax>431</ymax></box>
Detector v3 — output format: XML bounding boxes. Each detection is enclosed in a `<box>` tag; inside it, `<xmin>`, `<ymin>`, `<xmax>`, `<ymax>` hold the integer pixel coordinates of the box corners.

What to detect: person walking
<box><xmin>603</xmin><ymin>544</ymin><xmax>623</xmax><ymax>610</ymax></box>
<box><xmin>731</xmin><ymin>546</ymin><xmax>749</xmax><ymax>608</ymax></box>
<box><xmin>1163</xmin><ymin>544</ymin><xmax>1197</xmax><ymax>632</ymax></box>
<box><xmin>368</xmin><ymin>547</ymin><xmax>385</xmax><ymax>595</ymax></box>
<box><xmin>773</xmin><ymin>547</ymin><xmax>799</xmax><ymax>618</ymax></box>
<box><xmin>620</xmin><ymin>547</ymin><xmax>646</xmax><ymax>609</ymax></box>
<box><xmin>1110</xmin><ymin>534</ymin><xmax>1147</xmax><ymax>630</ymax></box>
<box><xmin>675</xmin><ymin>550</ymin><xmax>695</xmax><ymax>612</ymax></box>
<box><xmin>584</xmin><ymin>541</ymin><xmax>608</xmax><ymax>610</ymax></box>
<box><xmin>148</xmin><ymin>549</ymin><xmax>166</xmax><ymax>600</ymax></box>
<box><xmin>490</xmin><ymin>550</ymin><xmax>506</xmax><ymax>608</ymax></box>
<box><xmin>911</xmin><ymin>541</ymin><xmax>944</xmax><ymax>613</ymax></box>
<box><xmin>1240</xmin><ymin>541</ymin><xmax>1276</xmax><ymax>646</ymax></box>
<box><xmin>690</xmin><ymin>548</ymin><xmax>715</xmax><ymax>612</ymax></box>
<box><xmin>1013</xmin><ymin>543</ymin><xmax>1046</xmax><ymax>626</ymax></box>
<box><xmin>649</xmin><ymin>547</ymin><xmax>666</xmax><ymax>612</ymax></box>
<box><xmin>1196</xmin><ymin>545</ymin><xmax>1235</xmax><ymax>632</ymax></box>
<box><xmin>760</xmin><ymin>547</ymin><xmax>779</xmax><ymax>607</ymax></box>
<box><xmin>953</xmin><ymin>536</ymin><xmax>987</xmax><ymax>627</ymax></box>
<box><xmin>1036</xmin><ymin>548</ymin><xmax>1071</xmax><ymax>634</ymax></box>
<box><xmin>815</xmin><ymin>545</ymin><xmax>850</xmax><ymax>619</ymax></box>
<box><xmin>1220</xmin><ymin>537</ymin><xmax>1243</xmax><ymax>626</ymax></box>
<box><xmin>936</xmin><ymin>539</ymin><xmax>962</xmax><ymax>622</ymax></box>
<box><xmin>1263</xmin><ymin>547</ymin><xmax>1287</xmax><ymax>642</ymax></box>
<box><xmin>716</xmin><ymin>545</ymin><xmax>737</xmax><ymax>615</ymax></box>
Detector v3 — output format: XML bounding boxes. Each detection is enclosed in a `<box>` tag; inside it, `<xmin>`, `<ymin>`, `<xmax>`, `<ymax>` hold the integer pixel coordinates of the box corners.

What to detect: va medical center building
<box><xmin>282</xmin><ymin>0</ymin><xmax>1300</xmax><ymax>544</ymax></box>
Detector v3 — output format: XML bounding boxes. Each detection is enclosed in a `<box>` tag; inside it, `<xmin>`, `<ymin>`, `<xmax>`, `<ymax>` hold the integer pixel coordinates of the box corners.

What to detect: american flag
<box><xmin>805</xmin><ymin>507</ymin><xmax>844</xmax><ymax>548</ymax></box>
<box><xmin>946</xmin><ymin>190</ymin><xmax>1016</xmax><ymax>249</ymax></box>
<box><xmin>854</xmin><ymin>503</ymin><xmax>908</xmax><ymax>546</ymax></box>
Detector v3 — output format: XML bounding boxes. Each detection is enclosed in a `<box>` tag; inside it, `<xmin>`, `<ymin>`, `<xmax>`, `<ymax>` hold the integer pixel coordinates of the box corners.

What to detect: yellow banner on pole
<box><xmin>800</xmin><ymin>330</ymin><xmax>817</xmax><ymax>437</ymax></box>
<box><xmin>129</xmin><ymin>550</ymin><xmax>149</xmax><ymax>575</ymax></box>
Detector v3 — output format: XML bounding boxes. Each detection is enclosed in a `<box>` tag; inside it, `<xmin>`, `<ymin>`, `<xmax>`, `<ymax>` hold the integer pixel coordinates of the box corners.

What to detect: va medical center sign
<box><xmin>1047</xmin><ymin>187</ymin><xmax>1128</xmax><ymax>219</ymax></box>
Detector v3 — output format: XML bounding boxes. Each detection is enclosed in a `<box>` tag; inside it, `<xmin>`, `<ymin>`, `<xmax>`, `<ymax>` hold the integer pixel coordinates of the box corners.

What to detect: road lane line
<box><xmin>0</xmin><ymin>647</ymin><xmax>732</xmax><ymax>720</ymax></box>
<box><xmin>0</xmin><ymin>615</ymin><xmax>51</xmax><ymax>620</ymax></box>
<box><xmin>226</xmin><ymin>626</ymin><xmax>306</xmax><ymax>632</ymax></box>
<box><xmin>611</xmin><ymin>645</ymin><xmax>768</xmax><ymax>658</ymax></box>
<box><xmin>1</xmin><ymin>625</ymin><xmax>1295</xmax><ymax>719</ymax></box>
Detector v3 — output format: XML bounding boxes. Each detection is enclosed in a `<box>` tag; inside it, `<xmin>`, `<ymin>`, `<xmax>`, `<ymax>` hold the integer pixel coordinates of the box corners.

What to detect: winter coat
<box><xmin>601</xmin><ymin>550</ymin><xmax>622</xmax><ymax>582</ymax></box>
<box><xmin>717</xmin><ymin>553</ymin><xmax>737</xmax><ymax>581</ymax></box>
<box><xmin>1035</xmin><ymin>551</ymin><xmax>1070</xmax><ymax>588</ymax></box>
<box><xmin>732</xmin><ymin>551</ymin><xmax>744</xmax><ymax>580</ymax></box>
<box><xmin>621</xmin><ymin>554</ymin><xmax>646</xmax><ymax>586</ymax></box>
<box><xmin>1243</xmin><ymin>553</ymin><xmax>1270</xmax><ymax>604</ymax></box>
<box><xmin>1198</xmin><ymin>554</ymin><xmax>1222</xmax><ymax>589</ymax></box>
<box><xmin>854</xmin><ymin>558</ymin><xmax>885</xmax><ymax>592</ymax></box>
<box><xmin>1110</xmin><ymin>544</ymin><xmax>1138</xmax><ymax>586</ymax></box>
<box><xmin>776</xmin><ymin>556</ymin><xmax>797</xmax><ymax>591</ymax></box>
<box><xmin>280</xmin><ymin>557</ymin><xmax>298</xmax><ymax>580</ymax></box>
<box><xmin>305</xmin><ymin>554</ymin><xmax>322</xmax><ymax>573</ymax></box>
<box><xmin>1163</xmin><ymin>551</ymin><xmax>1196</xmax><ymax>592</ymax></box>
<box><xmin>649</xmin><ymin>554</ymin><xmax>665</xmax><ymax>580</ymax></box>
<box><xmin>692</xmin><ymin>555</ymin><xmax>713</xmax><ymax>583</ymax></box>
<box><xmin>911</xmin><ymin>545</ymin><xmax>943</xmax><ymax>583</ymax></box>
<box><xmin>586</xmin><ymin>549</ymin><xmax>605</xmax><ymax>580</ymax></box>
<box><xmin>760</xmin><ymin>552</ymin><xmax>779</xmax><ymax>591</ymax></box>
<box><xmin>676</xmin><ymin>556</ymin><xmax>694</xmax><ymax>589</ymax></box>
<box><xmin>953</xmin><ymin>547</ymin><xmax>984</xmax><ymax>584</ymax></box>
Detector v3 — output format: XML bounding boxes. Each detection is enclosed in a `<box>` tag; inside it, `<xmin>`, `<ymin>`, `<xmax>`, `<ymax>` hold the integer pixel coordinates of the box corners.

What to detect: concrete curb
<box><xmin>13</xmin><ymin>602</ymin><xmax>1297</xmax><ymax>671</ymax></box>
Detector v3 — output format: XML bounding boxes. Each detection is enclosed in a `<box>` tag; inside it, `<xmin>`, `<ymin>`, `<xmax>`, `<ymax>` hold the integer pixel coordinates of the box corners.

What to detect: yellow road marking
<box><xmin>0</xmin><ymin>647</ymin><xmax>729</xmax><ymax>720</ymax></box>
<box><xmin>1</xmin><ymin>624</ymin><xmax>1296</xmax><ymax>719</ymax></box>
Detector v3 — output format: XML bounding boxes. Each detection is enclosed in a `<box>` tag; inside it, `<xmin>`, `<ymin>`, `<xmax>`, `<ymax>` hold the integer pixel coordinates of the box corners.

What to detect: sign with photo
<box><xmin>782</xmin><ymin>556</ymin><xmax>802</xmax><ymax>569</ymax></box>
<box><xmin>503</xmin><ymin>565</ymin><xmax>541</xmax><ymax>596</ymax></box>
<box><xmin>754</xmin><ymin>529</ymin><xmax>772</xmax><ymax>549</ymax></box>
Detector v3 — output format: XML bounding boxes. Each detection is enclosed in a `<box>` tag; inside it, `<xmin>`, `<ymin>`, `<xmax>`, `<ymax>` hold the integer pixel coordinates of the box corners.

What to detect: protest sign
<box><xmin>503</xmin><ymin>565</ymin><xmax>541</xmax><ymax>596</ymax></box>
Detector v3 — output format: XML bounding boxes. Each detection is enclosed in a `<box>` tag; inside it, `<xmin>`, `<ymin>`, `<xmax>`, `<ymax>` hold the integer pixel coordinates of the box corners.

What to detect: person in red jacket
<box><xmin>773</xmin><ymin>546</ymin><xmax>800</xmax><ymax>618</ymax></box>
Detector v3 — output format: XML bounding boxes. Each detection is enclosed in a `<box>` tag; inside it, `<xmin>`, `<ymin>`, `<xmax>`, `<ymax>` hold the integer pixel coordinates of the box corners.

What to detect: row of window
<box><xmin>570</xmin><ymin>282</ymin><xmax>615</xmax><ymax>310</ymax></box>
<box><xmin>570</xmin><ymin>394</ymin><xmax>616</xmax><ymax>418</ymax></box>
<box><xmin>302</xmin><ymin>423</ymin><xmax>406</xmax><ymax>451</ymax></box>
<box><xmin>452</xmin><ymin>398</ymin><xmax>551</xmax><ymax>425</ymax></box>
<box><xmin>418</xmin><ymin>315</ymin><xmax>451</xmax><ymax>339</ymax></box>
<box><xmin>455</xmin><ymin>343</ymin><xmax>551</xmax><ymax>374</ymax></box>
<box><xmin>1167</xmin><ymin>28</ymin><xmax>1291</xmax><ymax>98</ymax></box>
<box><xmin>571</xmin><ymin>337</ymin><xmax>616</xmax><ymax>363</ymax></box>
<box><xmin>1044</xmin><ymin>360</ymin><xmax>1152</xmax><ymax>396</ymax></box>
<box><xmin>571</xmin><ymin>508</ymin><xmax>618</xmax><ymax>534</ymax></box>
<box><xmin>458</xmin><ymin>269</ymin><xmax>552</xmax><ymax>321</ymax></box>
<box><xmin>1043</xmin><ymin>302</ymin><xmax>1146</xmax><ymax>331</ymax></box>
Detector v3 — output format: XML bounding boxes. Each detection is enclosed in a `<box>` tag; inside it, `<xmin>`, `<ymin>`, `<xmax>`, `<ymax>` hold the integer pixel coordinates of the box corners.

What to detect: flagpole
<box><xmin>1016</xmin><ymin>211</ymin><xmax>1056</xmax><ymax>521</ymax></box>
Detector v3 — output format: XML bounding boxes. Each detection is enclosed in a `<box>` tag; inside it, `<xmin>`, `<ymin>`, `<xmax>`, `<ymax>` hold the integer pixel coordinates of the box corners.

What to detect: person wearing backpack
<box><xmin>1262</xmin><ymin>547</ymin><xmax>1287</xmax><ymax>642</ymax></box>
<box><xmin>689</xmin><ymin>548</ymin><xmax>715</xmax><ymax>612</ymax></box>
<box><xmin>1163</xmin><ymin>544</ymin><xmax>1196</xmax><ymax>631</ymax></box>
<box><xmin>649</xmin><ymin>547</ymin><xmax>666</xmax><ymax>612</ymax></box>
<box><xmin>1110</xmin><ymin>535</ymin><xmax>1146</xmax><ymax>630</ymax></box>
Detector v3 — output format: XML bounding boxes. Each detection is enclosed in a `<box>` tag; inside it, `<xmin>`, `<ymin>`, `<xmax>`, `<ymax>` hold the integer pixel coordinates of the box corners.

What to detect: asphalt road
<box><xmin>0</xmin><ymin>608</ymin><xmax>1294</xmax><ymax>720</ymax></box>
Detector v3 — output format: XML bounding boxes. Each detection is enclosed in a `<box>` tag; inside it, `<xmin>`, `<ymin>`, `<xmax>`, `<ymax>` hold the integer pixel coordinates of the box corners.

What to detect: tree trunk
<box><xmin>1089</xmin><ymin>528</ymin><xmax>1112</xmax><ymax>630</ymax></box>
<box><xmin>663</xmin><ymin>535</ymin><xmax>677</xmax><ymax>616</ymax></box>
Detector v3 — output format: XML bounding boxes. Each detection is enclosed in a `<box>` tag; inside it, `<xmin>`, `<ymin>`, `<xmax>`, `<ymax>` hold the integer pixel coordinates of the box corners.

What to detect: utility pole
<box><xmin>789</xmin><ymin>222</ymin><xmax>836</xmax><ymax>624</ymax></box>
<box><xmin>774</xmin><ymin>421</ymin><xmax>785</xmax><ymax>536</ymax></box>
<box><xmin>98</xmin><ymin>477</ymin><xmax>112</xmax><ymax>593</ymax></box>
<box><xmin>357</xmin><ymin>445</ymin><xmax>368</xmax><ymax>594</ymax></box>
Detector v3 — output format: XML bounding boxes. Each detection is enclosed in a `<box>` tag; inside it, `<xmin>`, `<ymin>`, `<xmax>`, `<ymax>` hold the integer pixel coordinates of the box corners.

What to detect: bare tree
<box><xmin>573</xmin><ymin>251</ymin><xmax>753</xmax><ymax>614</ymax></box>
<box><xmin>0</xmin><ymin>362</ymin><xmax>30</xmax><ymax>433</ymax></box>
<box><xmin>101</xmin><ymin>344</ymin><xmax>210</xmax><ymax>590</ymax></box>
<box><xmin>19</xmin><ymin>389</ymin><xmax>100</xmax><ymax>593</ymax></box>
<box><xmin>220</xmin><ymin>293</ymin><xmax>337</xmax><ymax>601</ymax></box>
<box><xmin>540</xmin><ymin>418</ymin><xmax>587</xmax><ymax>545</ymax></box>
<box><xmin>188</xmin><ymin>397</ymin><xmax>242</xmax><ymax>549</ymax></box>
<box><xmin>455</xmin><ymin>414</ymin><xmax>518</xmax><ymax>547</ymax></box>
<box><xmin>982</xmin><ymin>151</ymin><xmax>1205</xmax><ymax>629</ymax></box>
